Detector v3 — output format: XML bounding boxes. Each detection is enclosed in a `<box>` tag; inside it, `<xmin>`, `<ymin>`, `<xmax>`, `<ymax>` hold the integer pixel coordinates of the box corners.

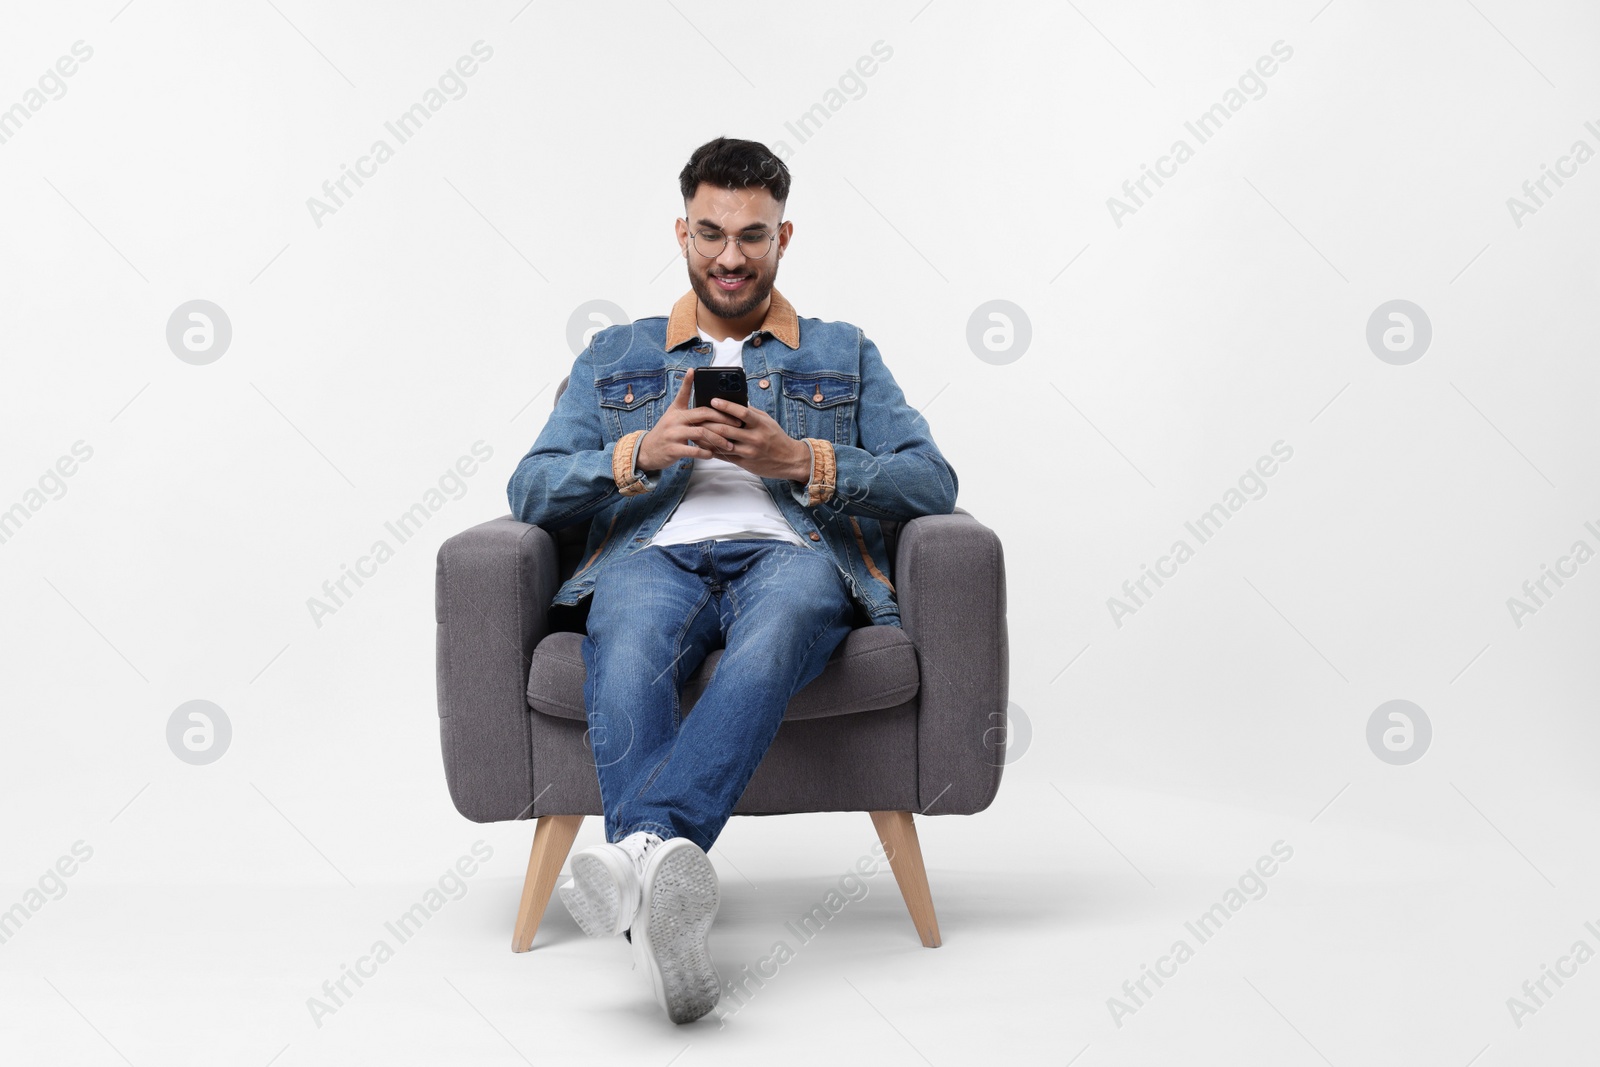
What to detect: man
<box><xmin>506</xmin><ymin>136</ymin><xmax>957</xmax><ymax>1024</ymax></box>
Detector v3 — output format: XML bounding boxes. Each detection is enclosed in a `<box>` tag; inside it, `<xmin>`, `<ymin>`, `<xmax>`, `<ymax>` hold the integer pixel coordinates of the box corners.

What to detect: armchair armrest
<box><xmin>895</xmin><ymin>507</ymin><xmax>1009</xmax><ymax>815</ymax></box>
<box><xmin>436</xmin><ymin>515</ymin><xmax>559</xmax><ymax>822</ymax></box>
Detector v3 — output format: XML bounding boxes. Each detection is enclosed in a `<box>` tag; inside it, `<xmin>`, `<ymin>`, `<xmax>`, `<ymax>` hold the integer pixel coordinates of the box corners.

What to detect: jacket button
<box><xmin>813</xmin><ymin>390</ymin><xmax>824</xmax><ymax>403</ymax></box>
<box><xmin>758</xmin><ymin>378</ymin><xmax>770</xmax><ymax>389</ymax></box>
<box><xmin>752</xmin><ymin>335</ymin><xmax>763</xmax><ymax>347</ymax></box>
<box><xmin>809</xmin><ymin>531</ymin><xmax>821</xmax><ymax>541</ymax></box>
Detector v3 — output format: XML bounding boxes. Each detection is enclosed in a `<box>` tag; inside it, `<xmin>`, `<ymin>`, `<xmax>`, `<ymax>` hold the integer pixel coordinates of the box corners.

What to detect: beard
<box><xmin>688</xmin><ymin>259</ymin><xmax>777</xmax><ymax>322</ymax></box>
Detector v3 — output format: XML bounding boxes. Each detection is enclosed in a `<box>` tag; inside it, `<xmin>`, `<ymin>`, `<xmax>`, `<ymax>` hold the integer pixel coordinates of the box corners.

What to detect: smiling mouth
<box><xmin>712</xmin><ymin>274</ymin><xmax>750</xmax><ymax>291</ymax></box>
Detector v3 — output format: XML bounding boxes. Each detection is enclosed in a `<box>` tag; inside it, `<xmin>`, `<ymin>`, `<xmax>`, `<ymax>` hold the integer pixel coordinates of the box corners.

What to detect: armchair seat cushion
<box><xmin>527</xmin><ymin>624</ymin><xmax>920</xmax><ymax>723</ymax></box>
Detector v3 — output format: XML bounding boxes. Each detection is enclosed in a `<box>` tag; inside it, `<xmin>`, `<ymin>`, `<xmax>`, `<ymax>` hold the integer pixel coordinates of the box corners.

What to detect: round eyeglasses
<box><xmin>686</xmin><ymin>218</ymin><xmax>778</xmax><ymax>260</ymax></box>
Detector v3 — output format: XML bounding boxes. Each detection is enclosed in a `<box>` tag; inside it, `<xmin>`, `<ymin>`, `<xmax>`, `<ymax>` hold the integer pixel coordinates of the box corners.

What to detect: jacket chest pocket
<box><xmin>780</xmin><ymin>372</ymin><xmax>858</xmax><ymax>443</ymax></box>
<box><xmin>597</xmin><ymin>370</ymin><xmax>667</xmax><ymax>439</ymax></box>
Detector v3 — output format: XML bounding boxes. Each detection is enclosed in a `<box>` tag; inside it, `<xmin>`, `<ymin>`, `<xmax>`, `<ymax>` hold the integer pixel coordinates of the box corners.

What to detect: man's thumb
<box><xmin>673</xmin><ymin>367</ymin><xmax>695</xmax><ymax>406</ymax></box>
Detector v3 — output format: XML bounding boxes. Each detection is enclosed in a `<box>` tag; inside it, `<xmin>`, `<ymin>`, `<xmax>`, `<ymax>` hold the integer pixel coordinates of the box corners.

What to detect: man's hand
<box><xmin>637</xmin><ymin>368</ymin><xmax>744</xmax><ymax>471</ymax></box>
<box><xmin>700</xmin><ymin>395</ymin><xmax>811</xmax><ymax>483</ymax></box>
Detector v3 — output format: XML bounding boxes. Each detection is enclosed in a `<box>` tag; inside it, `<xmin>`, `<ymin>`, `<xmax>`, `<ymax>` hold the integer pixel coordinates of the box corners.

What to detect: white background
<box><xmin>1</xmin><ymin>1</ymin><xmax>1597</xmax><ymax>1063</ymax></box>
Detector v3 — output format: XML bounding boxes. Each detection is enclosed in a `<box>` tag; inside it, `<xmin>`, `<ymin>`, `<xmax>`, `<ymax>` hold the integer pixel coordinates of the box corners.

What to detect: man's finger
<box><xmin>683</xmin><ymin>407</ymin><xmax>741</xmax><ymax>427</ymax></box>
<box><xmin>671</xmin><ymin>367</ymin><xmax>695</xmax><ymax>408</ymax></box>
<box><xmin>699</xmin><ymin>429</ymin><xmax>733</xmax><ymax>451</ymax></box>
<box><xmin>685</xmin><ymin>421</ymin><xmax>739</xmax><ymax>447</ymax></box>
<box><xmin>709</xmin><ymin>396</ymin><xmax>750</xmax><ymax>421</ymax></box>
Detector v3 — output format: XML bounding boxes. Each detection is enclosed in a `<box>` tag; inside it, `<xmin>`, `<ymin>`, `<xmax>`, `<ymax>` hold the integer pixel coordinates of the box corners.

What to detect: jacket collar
<box><xmin>665</xmin><ymin>287</ymin><xmax>800</xmax><ymax>351</ymax></box>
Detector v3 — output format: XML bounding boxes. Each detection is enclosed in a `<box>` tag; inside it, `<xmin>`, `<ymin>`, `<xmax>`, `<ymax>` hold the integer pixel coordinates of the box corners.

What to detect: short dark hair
<box><xmin>679</xmin><ymin>137</ymin><xmax>790</xmax><ymax>209</ymax></box>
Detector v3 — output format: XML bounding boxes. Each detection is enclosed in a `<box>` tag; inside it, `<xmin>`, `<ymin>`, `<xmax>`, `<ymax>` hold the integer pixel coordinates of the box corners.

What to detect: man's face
<box><xmin>676</xmin><ymin>185</ymin><xmax>791</xmax><ymax>322</ymax></box>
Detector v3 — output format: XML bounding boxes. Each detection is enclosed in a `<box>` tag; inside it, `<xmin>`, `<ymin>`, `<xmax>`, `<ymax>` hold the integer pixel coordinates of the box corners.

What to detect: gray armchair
<box><xmin>435</xmin><ymin>380</ymin><xmax>1009</xmax><ymax>952</ymax></box>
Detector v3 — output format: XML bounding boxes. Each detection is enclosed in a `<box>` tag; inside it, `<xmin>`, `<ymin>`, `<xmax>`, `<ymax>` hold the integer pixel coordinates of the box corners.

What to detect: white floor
<box><xmin>3</xmin><ymin>775</ymin><xmax>1593</xmax><ymax>1066</ymax></box>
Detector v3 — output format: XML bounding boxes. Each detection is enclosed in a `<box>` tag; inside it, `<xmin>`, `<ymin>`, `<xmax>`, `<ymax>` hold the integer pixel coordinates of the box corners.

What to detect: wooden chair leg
<box><xmin>868</xmin><ymin>810</ymin><xmax>942</xmax><ymax>948</ymax></box>
<box><xmin>511</xmin><ymin>814</ymin><xmax>584</xmax><ymax>952</ymax></box>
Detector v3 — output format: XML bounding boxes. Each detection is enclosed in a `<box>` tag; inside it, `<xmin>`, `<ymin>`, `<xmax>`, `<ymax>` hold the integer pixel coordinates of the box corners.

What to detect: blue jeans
<box><xmin>580</xmin><ymin>538</ymin><xmax>856</xmax><ymax>851</ymax></box>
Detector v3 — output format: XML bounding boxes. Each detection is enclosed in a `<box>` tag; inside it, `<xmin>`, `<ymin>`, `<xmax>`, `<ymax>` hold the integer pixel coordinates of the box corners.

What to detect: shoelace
<box><xmin>620</xmin><ymin>833</ymin><xmax>663</xmax><ymax>880</ymax></box>
<box><xmin>620</xmin><ymin>833</ymin><xmax>662</xmax><ymax>963</ymax></box>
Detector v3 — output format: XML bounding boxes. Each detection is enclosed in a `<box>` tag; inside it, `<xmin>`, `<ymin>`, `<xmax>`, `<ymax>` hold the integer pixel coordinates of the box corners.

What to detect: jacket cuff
<box><xmin>799</xmin><ymin>438</ymin><xmax>835</xmax><ymax>506</ymax></box>
<box><xmin>613</xmin><ymin>429</ymin><xmax>653</xmax><ymax>495</ymax></box>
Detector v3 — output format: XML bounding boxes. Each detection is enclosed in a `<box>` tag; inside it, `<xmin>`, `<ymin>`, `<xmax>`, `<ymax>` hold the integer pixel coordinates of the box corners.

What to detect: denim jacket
<box><xmin>506</xmin><ymin>288</ymin><xmax>958</xmax><ymax>627</ymax></box>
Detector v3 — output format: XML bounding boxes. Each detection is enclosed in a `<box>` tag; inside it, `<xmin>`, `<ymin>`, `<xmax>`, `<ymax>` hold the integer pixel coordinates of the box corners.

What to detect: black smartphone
<box><xmin>691</xmin><ymin>366</ymin><xmax>748</xmax><ymax>427</ymax></box>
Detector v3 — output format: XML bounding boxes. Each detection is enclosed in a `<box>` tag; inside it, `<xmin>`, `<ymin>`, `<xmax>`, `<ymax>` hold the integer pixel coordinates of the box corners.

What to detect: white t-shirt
<box><xmin>649</xmin><ymin>329</ymin><xmax>806</xmax><ymax>548</ymax></box>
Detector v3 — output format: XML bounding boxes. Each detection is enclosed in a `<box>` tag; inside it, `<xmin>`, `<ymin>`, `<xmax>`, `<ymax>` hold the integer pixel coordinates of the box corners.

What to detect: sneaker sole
<box><xmin>638</xmin><ymin>840</ymin><xmax>720</xmax><ymax>1024</ymax></box>
<box><xmin>561</xmin><ymin>849</ymin><xmax>631</xmax><ymax>938</ymax></box>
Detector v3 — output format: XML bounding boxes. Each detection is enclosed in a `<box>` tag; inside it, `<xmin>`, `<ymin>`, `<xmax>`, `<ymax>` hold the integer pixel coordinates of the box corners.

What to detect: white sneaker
<box><xmin>631</xmin><ymin>836</ymin><xmax>721</xmax><ymax>1024</ymax></box>
<box><xmin>559</xmin><ymin>831</ymin><xmax>661</xmax><ymax>938</ymax></box>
